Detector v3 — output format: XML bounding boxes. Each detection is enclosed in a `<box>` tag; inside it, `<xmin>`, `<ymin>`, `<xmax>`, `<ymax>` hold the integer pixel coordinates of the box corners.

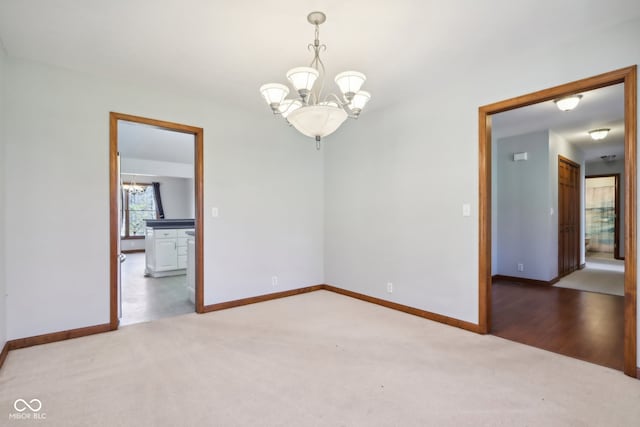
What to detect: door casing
<box><xmin>478</xmin><ymin>66</ymin><xmax>637</xmax><ymax>377</ymax></box>
<box><xmin>109</xmin><ymin>112</ymin><xmax>205</xmax><ymax>329</ymax></box>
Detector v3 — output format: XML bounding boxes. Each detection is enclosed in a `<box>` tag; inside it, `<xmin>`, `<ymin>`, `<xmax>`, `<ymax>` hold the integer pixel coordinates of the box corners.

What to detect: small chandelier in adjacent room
<box><xmin>122</xmin><ymin>177</ymin><xmax>145</xmax><ymax>195</ymax></box>
<box><xmin>260</xmin><ymin>11</ymin><xmax>371</xmax><ymax>150</ymax></box>
<box><xmin>554</xmin><ymin>94</ymin><xmax>582</xmax><ymax>111</ymax></box>
<box><xmin>589</xmin><ymin>128</ymin><xmax>610</xmax><ymax>140</ymax></box>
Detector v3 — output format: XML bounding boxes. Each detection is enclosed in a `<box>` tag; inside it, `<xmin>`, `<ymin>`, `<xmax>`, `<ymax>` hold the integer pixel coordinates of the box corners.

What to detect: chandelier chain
<box><xmin>307</xmin><ymin>23</ymin><xmax>327</xmax><ymax>105</ymax></box>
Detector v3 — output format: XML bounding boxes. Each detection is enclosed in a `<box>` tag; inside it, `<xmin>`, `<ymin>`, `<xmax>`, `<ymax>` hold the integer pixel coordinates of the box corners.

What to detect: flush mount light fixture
<box><xmin>589</xmin><ymin>128</ymin><xmax>610</xmax><ymax>140</ymax></box>
<box><xmin>260</xmin><ymin>11</ymin><xmax>371</xmax><ymax>150</ymax></box>
<box><xmin>553</xmin><ymin>94</ymin><xmax>583</xmax><ymax>111</ymax></box>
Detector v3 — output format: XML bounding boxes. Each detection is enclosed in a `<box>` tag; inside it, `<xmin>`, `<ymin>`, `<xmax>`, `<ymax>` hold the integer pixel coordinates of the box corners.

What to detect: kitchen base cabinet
<box><xmin>144</xmin><ymin>220</ymin><xmax>194</xmax><ymax>278</ymax></box>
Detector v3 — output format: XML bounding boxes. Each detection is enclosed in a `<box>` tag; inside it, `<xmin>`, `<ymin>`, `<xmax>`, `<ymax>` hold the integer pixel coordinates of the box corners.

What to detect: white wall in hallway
<box><xmin>491</xmin><ymin>130</ymin><xmax>584</xmax><ymax>282</ymax></box>
<box><xmin>496</xmin><ymin>130</ymin><xmax>552</xmax><ymax>281</ymax></box>
<box><xmin>3</xmin><ymin>57</ymin><xmax>324</xmax><ymax>339</ymax></box>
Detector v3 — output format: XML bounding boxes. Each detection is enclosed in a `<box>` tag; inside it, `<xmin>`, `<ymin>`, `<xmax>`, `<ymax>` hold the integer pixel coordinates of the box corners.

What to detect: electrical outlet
<box><xmin>271</xmin><ymin>276</ymin><xmax>278</xmax><ymax>287</ymax></box>
<box><xmin>387</xmin><ymin>282</ymin><xmax>393</xmax><ymax>293</ymax></box>
<box><xmin>517</xmin><ymin>263</ymin><xmax>524</xmax><ymax>272</ymax></box>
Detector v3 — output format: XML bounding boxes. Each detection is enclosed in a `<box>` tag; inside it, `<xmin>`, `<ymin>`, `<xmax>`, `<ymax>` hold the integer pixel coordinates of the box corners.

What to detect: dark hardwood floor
<box><xmin>491</xmin><ymin>280</ymin><xmax>624</xmax><ymax>371</ymax></box>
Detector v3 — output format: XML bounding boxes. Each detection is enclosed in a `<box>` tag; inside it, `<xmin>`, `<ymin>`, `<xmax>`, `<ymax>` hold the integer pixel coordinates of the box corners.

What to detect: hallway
<box><xmin>491</xmin><ymin>280</ymin><xmax>624</xmax><ymax>371</ymax></box>
<box><xmin>554</xmin><ymin>258</ymin><xmax>624</xmax><ymax>296</ymax></box>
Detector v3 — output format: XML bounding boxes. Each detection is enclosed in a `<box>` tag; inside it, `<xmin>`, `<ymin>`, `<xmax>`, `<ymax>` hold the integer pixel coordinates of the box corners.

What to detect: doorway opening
<box><xmin>110</xmin><ymin>113</ymin><xmax>204</xmax><ymax>329</ymax></box>
<box><xmin>478</xmin><ymin>66</ymin><xmax>637</xmax><ymax>377</ymax></box>
<box><xmin>586</xmin><ymin>174</ymin><xmax>620</xmax><ymax>260</ymax></box>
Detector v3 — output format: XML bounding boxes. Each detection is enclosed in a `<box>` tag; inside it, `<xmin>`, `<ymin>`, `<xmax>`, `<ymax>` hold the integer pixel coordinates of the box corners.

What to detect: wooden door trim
<box><xmin>558</xmin><ymin>155</ymin><xmax>580</xmax><ymax>168</ymax></box>
<box><xmin>558</xmin><ymin>156</ymin><xmax>581</xmax><ymax>278</ymax></box>
<box><xmin>109</xmin><ymin>112</ymin><xmax>205</xmax><ymax>330</ymax></box>
<box><xmin>478</xmin><ymin>66</ymin><xmax>637</xmax><ymax>377</ymax></box>
<box><xmin>585</xmin><ymin>174</ymin><xmax>622</xmax><ymax>260</ymax></box>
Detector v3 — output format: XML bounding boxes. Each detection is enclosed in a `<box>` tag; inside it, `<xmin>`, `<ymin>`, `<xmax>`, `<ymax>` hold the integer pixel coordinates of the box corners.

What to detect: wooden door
<box><xmin>558</xmin><ymin>156</ymin><xmax>581</xmax><ymax>277</ymax></box>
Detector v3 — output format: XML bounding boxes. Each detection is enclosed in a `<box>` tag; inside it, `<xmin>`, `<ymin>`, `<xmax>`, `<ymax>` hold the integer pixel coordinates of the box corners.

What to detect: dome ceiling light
<box><xmin>260</xmin><ymin>11</ymin><xmax>371</xmax><ymax>150</ymax></box>
<box><xmin>554</xmin><ymin>94</ymin><xmax>583</xmax><ymax>111</ymax></box>
<box><xmin>589</xmin><ymin>128</ymin><xmax>611</xmax><ymax>140</ymax></box>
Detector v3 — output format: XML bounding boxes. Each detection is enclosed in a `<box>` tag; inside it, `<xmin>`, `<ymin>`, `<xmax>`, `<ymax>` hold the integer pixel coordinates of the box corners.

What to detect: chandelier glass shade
<box><xmin>260</xmin><ymin>11</ymin><xmax>371</xmax><ymax>149</ymax></box>
<box><xmin>286</xmin><ymin>67</ymin><xmax>320</xmax><ymax>93</ymax></box>
<box><xmin>278</xmin><ymin>99</ymin><xmax>303</xmax><ymax>118</ymax></box>
<box><xmin>334</xmin><ymin>71</ymin><xmax>366</xmax><ymax>99</ymax></box>
<box><xmin>259</xmin><ymin>83</ymin><xmax>289</xmax><ymax>107</ymax></box>
<box><xmin>286</xmin><ymin>105</ymin><xmax>348</xmax><ymax>139</ymax></box>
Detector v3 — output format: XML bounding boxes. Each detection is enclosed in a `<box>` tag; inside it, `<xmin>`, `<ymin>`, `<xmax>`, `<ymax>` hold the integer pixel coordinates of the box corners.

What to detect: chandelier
<box><xmin>122</xmin><ymin>178</ymin><xmax>145</xmax><ymax>195</ymax></box>
<box><xmin>260</xmin><ymin>11</ymin><xmax>371</xmax><ymax>150</ymax></box>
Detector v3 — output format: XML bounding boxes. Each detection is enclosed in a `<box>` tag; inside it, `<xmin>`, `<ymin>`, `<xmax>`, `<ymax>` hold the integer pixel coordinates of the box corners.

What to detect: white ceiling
<box><xmin>1</xmin><ymin>1</ymin><xmax>639</xmax><ymax>114</ymax></box>
<box><xmin>492</xmin><ymin>84</ymin><xmax>625</xmax><ymax>163</ymax></box>
<box><xmin>118</xmin><ymin>121</ymin><xmax>194</xmax><ymax>164</ymax></box>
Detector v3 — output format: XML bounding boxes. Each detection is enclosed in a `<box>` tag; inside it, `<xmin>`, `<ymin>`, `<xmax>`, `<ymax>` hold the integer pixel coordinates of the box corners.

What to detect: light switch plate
<box><xmin>462</xmin><ymin>204</ymin><xmax>471</xmax><ymax>217</ymax></box>
<box><xmin>211</xmin><ymin>207</ymin><xmax>219</xmax><ymax>218</ymax></box>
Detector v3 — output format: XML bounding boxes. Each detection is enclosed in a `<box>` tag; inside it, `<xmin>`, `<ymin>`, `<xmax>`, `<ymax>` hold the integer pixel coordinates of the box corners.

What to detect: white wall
<box><xmin>3</xmin><ymin>57</ymin><xmax>324</xmax><ymax>339</ymax></box>
<box><xmin>325</xmin><ymin>17</ymin><xmax>640</xmax><ymax>365</ymax></box>
<box><xmin>496</xmin><ymin>131</ymin><xmax>553</xmax><ymax>281</ymax></box>
<box><xmin>324</xmin><ymin>105</ymin><xmax>479</xmax><ymax>322</ymax></box>
<box><xmin>0</xmin><ymin>42</ymin><xmax>7</xmax><ymax>350</ymax></box>
<box><xmin>586</xmin><ymin>159</ymin><xmax>625</xmax><ymax>258</ymax></box>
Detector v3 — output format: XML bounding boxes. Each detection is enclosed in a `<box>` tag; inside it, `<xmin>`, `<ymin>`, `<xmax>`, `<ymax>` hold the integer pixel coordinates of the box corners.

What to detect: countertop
<box><xmin>145</xmin><ymin>219</ymin><xmax>195</xmax><ymax>229</ymax></box>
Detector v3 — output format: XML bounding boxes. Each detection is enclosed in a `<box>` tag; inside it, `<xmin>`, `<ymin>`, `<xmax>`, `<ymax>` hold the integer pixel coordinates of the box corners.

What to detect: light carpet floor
<box><xmin>1</xmin><ymin>290</ymin><xmax>639</xmax><ymax>426</ymax></box>
<box><xmin>554</xmin><ymin>258</ymin><xmax>624</xmax><ymax>296</ymax></box>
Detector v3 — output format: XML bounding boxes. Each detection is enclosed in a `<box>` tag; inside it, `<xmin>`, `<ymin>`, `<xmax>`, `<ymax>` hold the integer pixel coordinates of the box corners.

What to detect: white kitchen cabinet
<box><xmin>155</xmin><ymin>239</ymin><xmax>179</xmax><ymax>271</ymax></box>
<box><xmin>186</xmin><ymin>232</ymin><xmax>196</xmax><ymax>304</ymax></box>
<box><xmin>145</xmin><ymin>226</ymin><xmax>194</xmax><ymax>277</ymax></box>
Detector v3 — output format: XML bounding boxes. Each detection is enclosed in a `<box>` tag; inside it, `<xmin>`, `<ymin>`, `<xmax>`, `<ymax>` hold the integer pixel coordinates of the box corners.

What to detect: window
<box><xmin>121</xmin><ymin>183</ymin><xmax>157</xmax><ymax>238</ymax></box>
